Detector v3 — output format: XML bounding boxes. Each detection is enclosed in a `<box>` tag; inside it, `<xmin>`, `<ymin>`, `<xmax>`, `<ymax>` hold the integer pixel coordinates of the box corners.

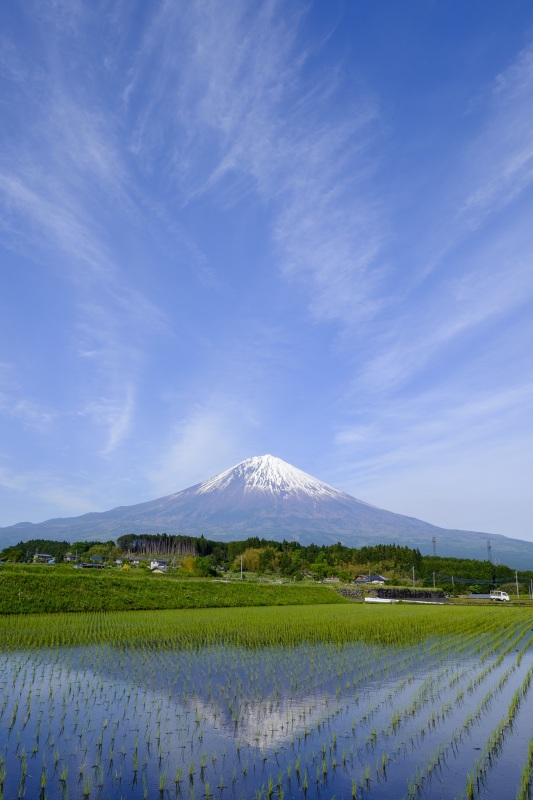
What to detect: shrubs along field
<box><xmin>1</xmin><ymin>604</ymin><xmax>533</xmax><ymax>799</ymax></box>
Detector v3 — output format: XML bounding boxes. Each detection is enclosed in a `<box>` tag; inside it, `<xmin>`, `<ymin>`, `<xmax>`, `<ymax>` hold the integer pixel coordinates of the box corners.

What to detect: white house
<box><xmin>150</xmin><ymin>559</ymin><xmax>168</xmax><ymax>573</ymax></box>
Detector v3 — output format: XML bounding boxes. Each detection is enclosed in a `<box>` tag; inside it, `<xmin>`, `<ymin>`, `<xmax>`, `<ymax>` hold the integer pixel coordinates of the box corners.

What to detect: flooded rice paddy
<box><xmin>0</xmin><ymin>605</ymin><xmax>532</xmax><ymax>800</ymax></box>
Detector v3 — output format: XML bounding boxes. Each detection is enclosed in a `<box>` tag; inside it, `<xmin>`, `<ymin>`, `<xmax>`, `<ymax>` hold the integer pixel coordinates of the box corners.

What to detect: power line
<box><xmin>433</xmin><ymin>572</ymin><xmax>529</xmax><ymax>586</ymax></box>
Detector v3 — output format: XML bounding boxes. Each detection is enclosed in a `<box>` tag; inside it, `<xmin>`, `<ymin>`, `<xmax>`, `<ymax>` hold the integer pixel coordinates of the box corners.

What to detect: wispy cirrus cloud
<box><xmin>351</xmin><ymin>38</ymin><xmax>533</xmax><ymax>396</ymax></box>
<box><xmin>358</xmin><ymin>224</ymin><xmax>533</xmax><ymax>394</ymax></box>
<box><xmin>81</xmin><ymin>383</ymin><xmax>136</xmax><ymax>456</ymax></box>
<box><xmin>331</xmin><ymin>376</ymin><xmax>533</xmax><ymax>531</ymax></box>
<box><xmin>0</xmin><ymin>462</ymin><xmax>100</xmax><ymax>524</ymax></box>
<box><xmin>128</xmin><ymin>0</ymin><xmax>385</xmax><ymax>328</ymax></box>
<box><xmin>337</xmin><ymin>380</ymin><xmax>533</xmax><ymax>458</ymax></box>
<box><xmin>149</xmin><ymin>398</ymin><xmax>257</xmax><ymax>496</ymax></box>
<box><xmin>461</xmin><ymin>42</ymin><xmax>533</xmax><ymax>223</ymax></box>
<box><xmin>0</xmin><ymin>391</ymin><xmax>55</xmax><ymax>434</ymax></box>
<box><xmin>0</xmin><ymin>363</ymin><xmax>55</xmax><ymax>434</ymax></box>
<box><xmin>0</xmin><ymin>19</ymin><xmax>167</xmax><ymax>456</ymax></box>
<box><xmin>0</xmin><ymin>157</ymin><xmax>146</xmax><ymax>451</ymax></box>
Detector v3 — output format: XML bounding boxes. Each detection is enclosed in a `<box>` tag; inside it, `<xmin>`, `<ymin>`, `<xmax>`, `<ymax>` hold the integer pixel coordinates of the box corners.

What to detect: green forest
<box><xmin>1</xmin><ymin>534</ymin><xmax>532</xmax><ymax>595</ymax></box>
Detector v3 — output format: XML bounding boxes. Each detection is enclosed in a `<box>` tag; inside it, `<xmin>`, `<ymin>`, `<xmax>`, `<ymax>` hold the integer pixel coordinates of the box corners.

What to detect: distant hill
<box><xmin>1</xmin><ymin>454</ymin><xmax>532</xmax><ymax>569</ymax></box>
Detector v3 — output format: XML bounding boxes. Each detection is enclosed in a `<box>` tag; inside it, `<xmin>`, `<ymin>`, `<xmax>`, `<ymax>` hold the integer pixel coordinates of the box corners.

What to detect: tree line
<box><xmin>1</xmin><ymin>534</ymin><xmax>531</xmax><ymax>591</ymax></box>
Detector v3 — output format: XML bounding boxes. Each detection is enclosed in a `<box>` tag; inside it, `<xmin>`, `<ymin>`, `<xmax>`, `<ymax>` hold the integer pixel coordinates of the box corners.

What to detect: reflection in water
<box><xmin>192</xmin><ymin>691</ymin><xmax>334</xmax><ymax>747</ymax></box>
<box><xmin>0</xmin><ymin>632</ymin><xmax>532</xmax><ymax>800</ymax></box>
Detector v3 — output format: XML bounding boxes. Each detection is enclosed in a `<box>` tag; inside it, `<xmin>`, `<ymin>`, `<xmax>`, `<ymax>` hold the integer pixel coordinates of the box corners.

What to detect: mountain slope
<box><xmin>1</xmin><ymin>454</ymin><xmax>532</xmax><ymax>568</ymax></box>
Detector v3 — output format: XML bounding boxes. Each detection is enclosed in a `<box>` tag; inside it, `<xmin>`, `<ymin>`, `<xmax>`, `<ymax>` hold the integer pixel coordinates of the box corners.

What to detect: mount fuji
<box><xmin>1</xmin><ymin>454</ymin><xmax>532</xmax><ymax>567</ymax></box>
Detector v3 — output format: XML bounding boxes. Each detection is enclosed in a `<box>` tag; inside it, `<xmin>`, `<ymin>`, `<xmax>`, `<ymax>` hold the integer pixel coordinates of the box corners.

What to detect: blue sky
<box><xmin>1</xmin><ymin>0</ymin><xmax>533</xmax><ymax>542</ymax></box>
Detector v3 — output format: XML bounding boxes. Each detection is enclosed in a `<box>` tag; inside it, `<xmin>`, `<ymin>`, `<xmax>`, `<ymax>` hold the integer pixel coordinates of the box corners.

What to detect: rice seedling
<box><xmin>0</xmin><ymin>604</ymin><xmax>532</xmax><ymax>799</ymax></box>
<box><xmin>516</xmin><ymin>738</ymin><xmax>533</xmax><ymax>800</ymax></box>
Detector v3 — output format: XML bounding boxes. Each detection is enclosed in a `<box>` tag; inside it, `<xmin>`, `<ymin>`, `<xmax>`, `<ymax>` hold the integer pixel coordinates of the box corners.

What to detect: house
<box><xmin>63</xmin><ymin>553</ymin><xmax>77</xmax><ymax>563</ymax></box>
<box><xmin>354</xmin><ymin>574</ymin><xmax>388</xmax><ymax>585</ymax></box>
<box><xmin>33</xmin><ymin>553</ymin><xmax>55</xmax><ymax>564</ymax></box>
<box><xmin>150</xmin><ymin>559</ymin><xmax>168</xmax><ymax>573</ymax></box>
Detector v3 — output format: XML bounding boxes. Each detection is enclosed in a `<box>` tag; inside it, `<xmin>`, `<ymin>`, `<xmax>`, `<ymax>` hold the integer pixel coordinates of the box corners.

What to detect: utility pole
<box><xmin>412</xmin><ymin>565</ymin><xmax>415</xmax><ymax>587</ymax></box>
<box><xmin>515</xmin><ymin>570</ymin><xmax>519</xmax><ymax>600</ymax></box>
<box><xmin>487</xmin><ymin>539</ymin><xmax>492</xmax><ymax>563</ymax></box>
<box><xmin>240</xmin><ymin>555</ymin><xmax>243</xmax><ymax>580</ymax></box>
<box><xmin>432</xmin><ymin>536</ymin><xmax>436</xmax><ymax>557</ymax></box>
<box><xmin>432</xmin><ymin>572</ymin><xmax>435</xmax><ymax>589</ymax></box>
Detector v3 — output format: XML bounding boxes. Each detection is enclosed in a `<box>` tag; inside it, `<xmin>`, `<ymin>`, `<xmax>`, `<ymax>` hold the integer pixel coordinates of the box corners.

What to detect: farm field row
<box><xmin>1</xmin><ymin>604</ymin><xmax>533</xmax><ymax>799</ymax></box>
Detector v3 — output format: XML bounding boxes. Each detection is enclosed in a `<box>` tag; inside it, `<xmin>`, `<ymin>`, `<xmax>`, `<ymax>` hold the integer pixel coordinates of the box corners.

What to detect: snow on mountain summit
<box><xmin>3</xmin><ymin>452</ymin><xmax>532</xmax><ymax>567</ymax></box>
<box><xmin>194</xmin><ymin>454</ymin><xmax>346</xmax><ymax>500</ymax></box>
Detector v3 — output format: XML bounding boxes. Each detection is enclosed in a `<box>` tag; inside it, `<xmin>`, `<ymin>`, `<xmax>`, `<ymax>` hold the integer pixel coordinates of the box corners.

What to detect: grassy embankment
<box><xmin>0</xmin><ymin>563</ymin><xmax>346</xmax><ymax>614</ymax></box>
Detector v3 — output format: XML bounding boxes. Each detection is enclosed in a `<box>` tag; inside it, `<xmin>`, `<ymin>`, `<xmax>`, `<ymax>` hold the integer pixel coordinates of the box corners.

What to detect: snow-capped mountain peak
<box><xmin>194</xmin><ymin>454</ymin><xmax>346</xmax><ymax>500</ymax></box>
<box><xmin>2</xmin><ymin>453</ymin><xmax>531</xmax><ymax>568</ymax></box>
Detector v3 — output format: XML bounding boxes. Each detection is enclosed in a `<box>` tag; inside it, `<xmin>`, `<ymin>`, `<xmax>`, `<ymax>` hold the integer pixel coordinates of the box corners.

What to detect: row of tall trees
<box><xmin>116</xmin><ymin>533</ymin><xmax>197</xmax><ymax>557</ymax></box>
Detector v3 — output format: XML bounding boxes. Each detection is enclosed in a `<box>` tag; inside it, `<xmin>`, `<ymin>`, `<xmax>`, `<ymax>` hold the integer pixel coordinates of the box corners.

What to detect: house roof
<box><xmin>354</xmin><ymin>574</ymin><xmax>389</xmax><ymax>583</ymax></box>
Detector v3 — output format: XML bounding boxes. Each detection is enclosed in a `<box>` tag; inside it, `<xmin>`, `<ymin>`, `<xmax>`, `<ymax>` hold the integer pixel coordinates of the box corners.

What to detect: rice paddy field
<box><xmin>1</xmin><ymin>603</ymin><xmax>532</xmax><ymax>800</ymax></box>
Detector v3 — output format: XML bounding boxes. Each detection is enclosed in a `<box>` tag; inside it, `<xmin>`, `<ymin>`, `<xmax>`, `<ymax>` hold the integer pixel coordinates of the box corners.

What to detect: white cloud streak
<box><xmin>128</xmin><ymin>0</ymin><xmax>385</xmax><ymax>327</ymax></box>
<box><xmin>353</xmin><ymin>39</ymin><xmax>533</xmax><ymax>395</ymax></box>
<box><xmin>462</xmin><ymin>43</ymin><xmax>533</xmax><ymax>223</ymax></box>
<box><xmin>0</xmin><ymin>19</ymin><xmax>169</xmax><ymax>456</ymax></box>
<box><xmin>331</xmin><ymin>377</ymin><xmax>533</xmax><ymax>535</ymax></box>
<box><xmin>150</xmin><ymin>399</ymin><xmax>257</xmax><ymax>496</ymax></box>
<box><xmin>0</xmin><ymin>463</ymin><xmax>100</xmax><ymax>524</ymax></box>
<box><xmin>82</xmin><ymin>383</ymin><xmax>136</xmax><ymax>456</ymax></box>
